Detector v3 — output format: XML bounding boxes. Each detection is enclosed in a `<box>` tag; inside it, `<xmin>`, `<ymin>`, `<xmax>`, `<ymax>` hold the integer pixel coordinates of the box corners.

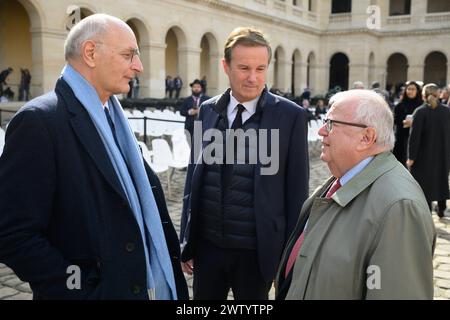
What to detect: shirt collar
<box><xmin>340</xmin><ymin>156</ymin><xmax>374</xmax><ymax>186</ymax></box>
<box><xmin>228</xmin><ymin>91</ymin><xmax>259</xmax><ymax>116</ymax></box>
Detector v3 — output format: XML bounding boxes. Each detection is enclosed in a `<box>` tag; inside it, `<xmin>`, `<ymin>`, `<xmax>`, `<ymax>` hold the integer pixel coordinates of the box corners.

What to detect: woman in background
<box><xmin>393</xmin><ymin>81</ymin><xmax>423</xmax><ymax>166</ymax></box>
<box><xmin>407</xmin><ymin>83</ymin><xmax>450</xmax><ymax>218</ymax></box>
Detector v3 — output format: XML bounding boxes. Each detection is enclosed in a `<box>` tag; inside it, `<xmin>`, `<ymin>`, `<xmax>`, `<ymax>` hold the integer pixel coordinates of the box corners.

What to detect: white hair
<box><xmin>64</xmin><ymin>14</ymin><xmax>125</xmax><ymax>61</ymax></box>
<box><xmin>352</xmin><ymin>81</ymin><xmax>365</xmax><ymax>89</ymax></box>
<box><xmin>330</xmin><ymin>90</ymin><xmax>395</xmax><ymax>150</ymax></box>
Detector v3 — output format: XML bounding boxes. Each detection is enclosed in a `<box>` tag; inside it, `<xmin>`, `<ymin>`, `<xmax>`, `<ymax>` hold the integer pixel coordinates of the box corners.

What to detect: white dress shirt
<box><xmin>226</xmin><ymin>91</ymin><xmax>259</xmax><ymax>128</ymax></box>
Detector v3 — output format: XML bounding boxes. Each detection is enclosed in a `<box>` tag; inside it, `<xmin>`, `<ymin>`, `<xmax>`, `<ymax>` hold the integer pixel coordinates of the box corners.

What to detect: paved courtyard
<box><xmin>1</xmin><ymin>154</ymin><xmax>449</xmax><ymax>300</ymax></box>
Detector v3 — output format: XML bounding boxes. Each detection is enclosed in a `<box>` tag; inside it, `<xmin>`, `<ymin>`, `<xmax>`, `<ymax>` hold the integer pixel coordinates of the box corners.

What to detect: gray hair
<box><xmin>352</xmin><ymin>81</ymin><xmax>365</xmax><ymax>89</ymax></box>
<box><xmin>330</xmin><ymin>90</ymin><xmax>395</xmax><ymax>150</ymax></box>
<box><xmin>64</xmin><ymin>14</ymin><xmax>122</xmax><ymax>61</ymax></box>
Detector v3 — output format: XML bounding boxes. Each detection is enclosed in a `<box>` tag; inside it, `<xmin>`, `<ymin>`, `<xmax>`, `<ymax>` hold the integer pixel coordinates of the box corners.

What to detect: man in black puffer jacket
<box><xmin>180</xmin><ymin>27</ymin><xmax>309</xmax><ymax>300</ymax></box>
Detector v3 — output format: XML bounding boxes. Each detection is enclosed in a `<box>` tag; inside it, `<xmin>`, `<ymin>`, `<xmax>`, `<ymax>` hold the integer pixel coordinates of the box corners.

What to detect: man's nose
<box><xmin>248</xmin><ymin>70</ymin><xmax>257</xmax><ymax>82</ymax></box>
<box><xmin>318</xmin><ymin>122</ymin><xmax>328</xmax><ymax>137</ymax></box>
<box><xmin>132</xmin><ymin>55</ymin><xmax>144</xmax><ymax>73</ymax></box>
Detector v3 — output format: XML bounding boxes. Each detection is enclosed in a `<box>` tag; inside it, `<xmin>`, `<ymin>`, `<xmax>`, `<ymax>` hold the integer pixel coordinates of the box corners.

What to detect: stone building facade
<box><xmin>1</xmin><ymin>0</ymin><xmax>450</xmax><ymax>99</ymax></box>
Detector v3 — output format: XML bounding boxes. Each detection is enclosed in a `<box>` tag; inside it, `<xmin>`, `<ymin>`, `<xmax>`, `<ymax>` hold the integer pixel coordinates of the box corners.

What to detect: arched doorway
<box><xmin>273</xmin><ymin>46</ymin><xmax>285</xmax><ymax>92</ymax></box>
<box><xmin>126</xmin><ymin>18</ymin><xmax>150</xmax><ymax>98</ymax></box>
<box><xmin>200</xmin><ymin>33</ymin><xmax>219</xmax><ymax>96</ymax></box>
<box><xmin>165</xmin><ymin>27</ymin><xmax>187</xmax><ymax>98</ymax></box>
<box><xmin>386</xmin><ymin>53</ymin><xmax>408</xmax><ymax>94</ymax></box>
<box><xmin>0</xmin><ymin>0</ymin><xmax>33</xmax><ymax>101</ymax></box>
<box><xmin>329</xmin><ymin>53</ymin><xmax>349</xmax><ymax>90</ymax></box>
<box><xmin>307</xmin><ymin>52</ymin><xmax>316</xmax><ymax>91</ymax></box>
<box><xmin>424</xmin><ymin>51</ymin><xmax>447</xmax><ymax>87</ymax></box>
<box><xmin>165</xmin><ymin>29</ymin><xmax>178</xmax><ymax>80</ymax></box>
<box><xmin>292</xmin><ymin>49</ymin><xmax>301</xmax><ymax>97</ymax></box>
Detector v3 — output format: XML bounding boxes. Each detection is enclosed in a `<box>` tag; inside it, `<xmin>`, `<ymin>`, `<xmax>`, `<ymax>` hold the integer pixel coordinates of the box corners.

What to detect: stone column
<box><xmin>138</xmin><ymin>43</ymin><xmax>151</xmax><ymax>98</ymax></box>
<box><xmin>351</xmin><ymin>0</ymin><xmax>372</xmax><ymax>28</ymax></box>
<box><xmin>30</xmin><ymin>27</ymin><xmax>66</xmax><ymax>96</ymax></box>
<box><xmin>411</xmin><ymin>0</ymin><xmax>427</xmax><ymax>25</ymax></box>
<box><xmin>208</xmin><ymin>51</ymin><xmax>222</xmax><ymax>96</ymax></box>
<box><xmin>148</xmin><ymin>42</ymin><xmax>166</xmax><ymax>98</ymax></box>
<box><xmin>293</xmin><ymin>60</ymin><xmax>306</xmax><ymax>96</ymax></box>
<box><xmin>178</xmin><ymin>46</ymin><xmax>202</xmax><ymax>97</ymax></box>
<box><xmin>280</xmin><ymin>58</ymin><xmax>293</xmax><ymax>93</ymax></box>
<box><xmin>349</xmin><ymin>63</ymin><xmax>369</xmax><ymax>89</ymax></box>
<box><xmin>408</xmin><ymin>64</ymin><xmax>425</xmax><ymax>82</ymax></box>
<box><xmin>312</xmin><ymin>65</ymin><xmax>328</xmax><ymax>95</ymax></box>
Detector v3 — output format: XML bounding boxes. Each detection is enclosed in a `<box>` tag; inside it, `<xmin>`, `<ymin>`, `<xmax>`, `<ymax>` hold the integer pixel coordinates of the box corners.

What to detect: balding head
<box><xmin>64</xmin><ymin>14</ymin><xmax>132</xmax><ymax>61</ymax></box>
<box><xmin>329</xmin><ymin>90</ymin><xmax>395</xmax><ymax>151</ymax></box>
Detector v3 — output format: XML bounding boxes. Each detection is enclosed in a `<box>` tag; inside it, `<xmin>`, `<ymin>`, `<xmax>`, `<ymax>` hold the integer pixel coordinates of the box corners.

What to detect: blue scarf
<box><xmin>62</xmin><ymin>64</ymin><xmax>177</xmax><ymax>300</ymax></box>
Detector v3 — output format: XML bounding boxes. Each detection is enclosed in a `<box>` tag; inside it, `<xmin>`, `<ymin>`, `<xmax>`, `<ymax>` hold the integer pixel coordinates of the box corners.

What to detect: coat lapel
<box><xmin>254</xmin><ymin>91</ymin><xmax>281</xmax><ymax>181</ymax></box>
<box><xmin>56</xmin><ymin>79</ymin><xmax>128</xmax><ymax>202</ymax></box>
<box><xmin>287</xmin><ymin>195</ymin><xmax>341</xmax><ymax>299</ymax></box>
<box><xmin>191</xmin><ymin>90</ymin><xmax>229</xmax><ymax>195</ymax></box>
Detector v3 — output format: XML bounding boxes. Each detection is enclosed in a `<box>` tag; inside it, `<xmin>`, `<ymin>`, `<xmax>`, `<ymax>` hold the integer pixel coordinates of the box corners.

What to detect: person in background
<box><xmin>439</xmin><ymin>87</ymin><xmax>449</xmax><ymax>106</ymax></box>
<box><xmin>392</xmin><ymin>81</ymin><xmax>422</xmax><ymax>166</ymax></box>
<box><xmin>0</xmin><ymin>67</ymin><xmax>13</xmax><ymax>98</ymax></box>
<box><xmin>174</xmin><ymin>75</ymin><xmax>183</xmax><ymax>99</ymax></box>
<box><xmin>314</xmin><ymin>98</ymin><xmax>327</xmax><ymax>120</ymax></box>
<box><xmin>200</xmin><ymin>75</ymin><xmax>207</xmax><ymax>95</ymax></box>
<box><xmin>352</xmin><ymin>81</ymin><xmax>365</xmax><ymax>89</ymax></box>
<box><xmin>165</xmin><ymin>75</ymin><xmax>174</xmax><ymax>98</ymax></box>
<box><xmin>180</xmin><ymin>79</ymin><xmax>210</xmax><ymax>147</ymax></box>
<box><xmin>19</xmin><ymin>68</ymin><xmax>32</xmax><ymax>101</ymax></box>
<box><xmin>407</xmin><ymin>83</ymin><xmax>450</xmax><ymax>218</ymax></box>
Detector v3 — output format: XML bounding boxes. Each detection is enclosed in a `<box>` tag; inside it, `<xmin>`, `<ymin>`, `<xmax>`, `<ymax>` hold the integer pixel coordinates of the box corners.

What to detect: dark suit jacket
<box><xmin>0</xmin><ymin>78</ymin><xmax>188</xmax><ymax>300</ymax></box>
<box><xmin>180</xmin><ymin>95</ymin><xmax>210</xmax><ymax>135</ymax></box>
<box><xmin>180</xmin><ymin>88</ymin><xmax>309</xmax><ymax>281</ymax></box>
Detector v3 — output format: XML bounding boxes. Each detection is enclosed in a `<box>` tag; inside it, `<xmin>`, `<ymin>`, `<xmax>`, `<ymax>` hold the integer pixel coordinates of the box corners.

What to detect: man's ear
<box><xmin>357</xmin><ymin>127</ymin><xmax>377</xmax><ymax>151</ymax></box>
<box><xmin>222</xmin><ymin>58</ymin><xmax>230</xmax><ymax>76</ymax></box>
<box><xmin>82</xmin><ymin>40</ymin><xmax>97</xmax><ymax>68</ymax></box>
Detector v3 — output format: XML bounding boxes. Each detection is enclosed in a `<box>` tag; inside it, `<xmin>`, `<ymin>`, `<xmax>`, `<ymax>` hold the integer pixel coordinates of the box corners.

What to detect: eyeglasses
<box><xmin>96</xmin><ymin>42</ymin><xmax>140</xmax><ymax>64</ymax></box>
<box><xmin>323</xmin><ymin>118</ymin><xmax>368</xmax><ymax>132</ymax></box>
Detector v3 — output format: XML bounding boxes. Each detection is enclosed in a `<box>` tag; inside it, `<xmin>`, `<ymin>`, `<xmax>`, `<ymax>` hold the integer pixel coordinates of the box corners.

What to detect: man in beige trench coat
<box><xmin>276</xmin><ymin>89</ymin><xmax>436</xmax><ymax>300</ymax></box>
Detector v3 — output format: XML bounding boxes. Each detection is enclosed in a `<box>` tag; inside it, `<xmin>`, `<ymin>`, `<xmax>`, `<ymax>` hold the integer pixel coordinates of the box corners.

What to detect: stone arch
<box><xmin>200</xmin><ymin>32</ymin><xmax>219</xmax><ymax>96</ymax></box>
<box><xmin>126</xmin><ymin>18</ymin><xmax>150</xmax><ymax>98</ymax></box>
<box><xmin>291</xmin><ymin>49</ymin><xmax>302</xmax><ymax>97</ymax></box>
<box><xmin>273</xmin><ymin>46</ymin><xmax>286</xmax><ymax>92</ymax></box>
<box><xmin>307</xmin><ymin>51</ymin><xmax>316</xmax><ymax>92</ymax></box>
<box><xmin>164</xmin><ymin>26</ymin><xmax>188</xmax><ymax>98</ymax></box>
<box><xmin>0</xmin><ymin>0</ymin><xmax>44</xmax><ymax>100</ymax></box>
<box><xmin>386</xmin><ymin>53</ymin><xmax>408</xmax><ymax>94</ymax></box>
<box><xmin>329</xmin><ymin>52</ymin><xmax>350</xmax><ymax>90</ymax></box>
<box><xmin>424</xmin><ymin>51</ymin><xmax>447</xmax><ymax>87</ymax></box>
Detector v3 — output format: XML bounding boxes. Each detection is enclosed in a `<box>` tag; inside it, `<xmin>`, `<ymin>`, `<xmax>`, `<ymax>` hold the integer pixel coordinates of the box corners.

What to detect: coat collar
<box><xmin>55</xmin><ymin>78</ymin><xmax>128</xmax><ymax>202</ymax></box>
<box><xmin>331</xmin><ymin>152</ymin><xmax>398</xmax><ymax>207</ymax></box>
<box><xmin>211</xmin><ymin>87</ymin><xmax>272</xmax><ymax>119</ymax></box>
